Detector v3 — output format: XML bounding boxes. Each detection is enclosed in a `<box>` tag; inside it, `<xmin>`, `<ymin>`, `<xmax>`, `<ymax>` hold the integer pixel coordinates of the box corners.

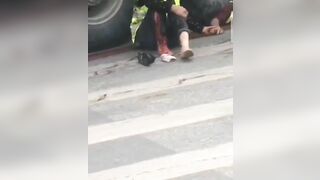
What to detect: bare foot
<box><xmin>180</xmin><ymin>49</ymin><xmax>194</xmax><ymax>59</ymax></box>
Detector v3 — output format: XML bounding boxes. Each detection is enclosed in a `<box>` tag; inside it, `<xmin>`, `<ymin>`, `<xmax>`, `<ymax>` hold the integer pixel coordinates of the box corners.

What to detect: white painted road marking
<box><xmin>89</xmin><ymin>142</ymin><xmax>233</xmax><ymax>180</ymax></box>
<box><xmin>88</xmin><ymin>98</ymin><xmax>233</xmax><ymax>145</ymax></box>
<box><xmin>89</xmin><ymin>66</ymin><xmax>233</xmax><ymax>104</ymax></box>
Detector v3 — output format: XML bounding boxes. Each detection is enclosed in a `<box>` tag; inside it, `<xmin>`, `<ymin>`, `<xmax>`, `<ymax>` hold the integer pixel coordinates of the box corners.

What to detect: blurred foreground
<box><xmin>0</xmin><ymin>3</ymin><xmax>87</xmax><ymax>180</ymax></box>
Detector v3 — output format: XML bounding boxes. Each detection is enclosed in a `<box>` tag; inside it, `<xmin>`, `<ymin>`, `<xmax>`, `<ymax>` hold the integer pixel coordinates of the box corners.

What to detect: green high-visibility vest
<box><xmin>175</xmin><ymin>0</ymin><xmax>180</xmax><ymax>6</ymax></box>
<box><xmin>132</xmin><ymin>0</ymin><xmax>181</xmax><ymax>43</ymax></box>
<box><xmin>162</xmin><ymin>0</ymin><xmax>180</xmax><ymax>6</ymax></box>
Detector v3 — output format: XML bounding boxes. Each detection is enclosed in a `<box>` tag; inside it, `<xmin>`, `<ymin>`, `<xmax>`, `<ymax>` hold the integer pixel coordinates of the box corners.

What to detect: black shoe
<box><xmin>137</xmin><ymin>52</ymin><xmax>156</xmax><ymax>66</ymax></box>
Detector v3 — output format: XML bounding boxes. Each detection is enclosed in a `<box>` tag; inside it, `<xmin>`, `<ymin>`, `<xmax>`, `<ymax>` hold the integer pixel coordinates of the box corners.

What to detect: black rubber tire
<box><xmin>88</xmin><ymin>0</ymin><xmax>133</xmax><ymax>53</ymax></box>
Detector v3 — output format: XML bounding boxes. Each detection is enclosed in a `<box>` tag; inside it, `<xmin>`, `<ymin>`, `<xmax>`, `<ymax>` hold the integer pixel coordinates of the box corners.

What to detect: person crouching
<box><xmin>134</xmin><ymin>0</ymin><xmax>194</xmax><ymax>62</ymax></box>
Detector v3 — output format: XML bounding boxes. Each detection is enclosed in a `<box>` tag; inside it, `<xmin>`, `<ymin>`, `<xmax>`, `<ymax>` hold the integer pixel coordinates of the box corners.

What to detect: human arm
<box><xmin>214</xmin><ymin>4</ymin><xmax>233</xmax><ymax>26</ymax></box>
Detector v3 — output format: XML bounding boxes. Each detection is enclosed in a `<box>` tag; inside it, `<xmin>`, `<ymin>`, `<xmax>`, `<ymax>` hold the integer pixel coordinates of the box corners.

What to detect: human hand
<box><xmin>202</xmin><ymin>26</ymin><xmax>224</xmax><ymax>35</ymax></box>
<box><xmin>171</xmin><ymin>5</ymin><xmax>188</xmax><ymax>19</ymax></box>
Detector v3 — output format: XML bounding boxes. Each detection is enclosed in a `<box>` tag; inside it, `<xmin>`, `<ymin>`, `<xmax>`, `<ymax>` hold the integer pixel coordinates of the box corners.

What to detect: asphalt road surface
<box><xmin>88</xmin><ymin>30</ymin><xmax>233</xmax><ymax>180</ymax></box>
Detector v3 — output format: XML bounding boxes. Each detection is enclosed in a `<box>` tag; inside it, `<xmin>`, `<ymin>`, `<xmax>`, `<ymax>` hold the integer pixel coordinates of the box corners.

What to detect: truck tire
<box><xmin>88</xmin><ymin>0</ymin><xmax>133</xmax><ymax>53</ymax></box>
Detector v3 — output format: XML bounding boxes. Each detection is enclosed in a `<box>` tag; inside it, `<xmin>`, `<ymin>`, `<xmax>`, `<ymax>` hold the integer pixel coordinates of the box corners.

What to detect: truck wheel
<box><xmin>88</xmin><ymin>0</ymin><xmax>133</xmax><ymax>53</ymax></box>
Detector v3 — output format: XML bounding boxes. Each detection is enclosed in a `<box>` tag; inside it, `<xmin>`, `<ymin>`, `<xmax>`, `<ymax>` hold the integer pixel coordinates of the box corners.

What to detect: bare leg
<box><xmin>180</xmin><ymin>31</ymin><xmax>190</xmax><ymax>52</ymax></box>
<box><xmin>154</xmin><ymin>12</ymin><xmax>173</xmax><ymax>56</ymax></box>
<box><xmin>180</xmin><ymin>31</ymin><xmax>194</xmax><ymax>59</ymax></box>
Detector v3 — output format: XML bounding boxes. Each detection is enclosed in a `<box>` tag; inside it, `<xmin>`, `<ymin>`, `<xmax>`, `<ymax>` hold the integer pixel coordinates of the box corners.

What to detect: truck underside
<box><xmin>88</xmin><ymin>0</ymin><xmax>230</xmax><ymax>53</ymax></box>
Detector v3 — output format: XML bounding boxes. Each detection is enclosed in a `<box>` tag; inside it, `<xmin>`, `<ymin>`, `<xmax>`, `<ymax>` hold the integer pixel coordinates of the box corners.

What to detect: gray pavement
<box><xmin>171</xmin><ymin>167</ymin><xmax>233</xmax><ymax>180</ymax></box>
<box><xmin>88</xmin><ymin>31</ymin><xmax>233</xmax><ymax>180</ymax></box>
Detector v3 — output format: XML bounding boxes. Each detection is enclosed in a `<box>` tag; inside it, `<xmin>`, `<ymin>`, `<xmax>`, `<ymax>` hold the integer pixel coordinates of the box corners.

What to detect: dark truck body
<box><xmin>88</xmin><ymin>0</ymin><xmax>231</xmax><ymax>53</ymax></box>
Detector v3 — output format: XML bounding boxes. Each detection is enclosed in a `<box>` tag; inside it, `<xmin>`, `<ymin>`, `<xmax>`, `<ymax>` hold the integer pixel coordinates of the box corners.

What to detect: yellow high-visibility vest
<box><xmin>163</xmin><ymin>0</ymin><xmax>180</xmax><ymax>5</ymax></box>
<box><xmin>175</xmin><ymin>0</ymin><xmax>180</xmax><ymax>6</ymax></box>
<box><xmin>132</xmin><ymin>0</ymin><xmax>181</xmax><ymax>43</ymax></box>
<box><xmin>163</xmin><ymin>0</ymin><xmax>180</xmax><ymax>6</ymax></box>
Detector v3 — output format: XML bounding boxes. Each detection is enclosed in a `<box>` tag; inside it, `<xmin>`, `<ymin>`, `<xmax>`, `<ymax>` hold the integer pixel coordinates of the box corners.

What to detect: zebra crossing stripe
<box><xmin>89</xmin><ymin>142</ymin><xmax>233</xmax><ymax>180</ymax></box>
<box><xmin>88</xmin><ymin>98</ymin><xmax>232</xmax><ymax>144</ymax></box>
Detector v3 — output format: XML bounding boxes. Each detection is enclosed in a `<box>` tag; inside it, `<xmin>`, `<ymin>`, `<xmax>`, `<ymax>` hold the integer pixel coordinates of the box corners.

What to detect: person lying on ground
<box><xmin>181</xmin><ymin>0</ymin><xmax>233</xmax><ymax>36</ymax></box>
<box><xmin>134</xmin><ymin>0</ymin><xmax>194</xmax><ymax>62</ymax></box>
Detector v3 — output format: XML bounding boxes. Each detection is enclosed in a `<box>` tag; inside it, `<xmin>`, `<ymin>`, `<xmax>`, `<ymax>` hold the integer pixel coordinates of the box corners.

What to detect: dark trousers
<box><xmin>181</xmin><ymin>0</ymin><xmax>231</xmax><ymax>25</ymax></box>
<box><xmin>134</xmin><ymin>10</ymin><xmax>189</xmax><ymax>50</ymax></box>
